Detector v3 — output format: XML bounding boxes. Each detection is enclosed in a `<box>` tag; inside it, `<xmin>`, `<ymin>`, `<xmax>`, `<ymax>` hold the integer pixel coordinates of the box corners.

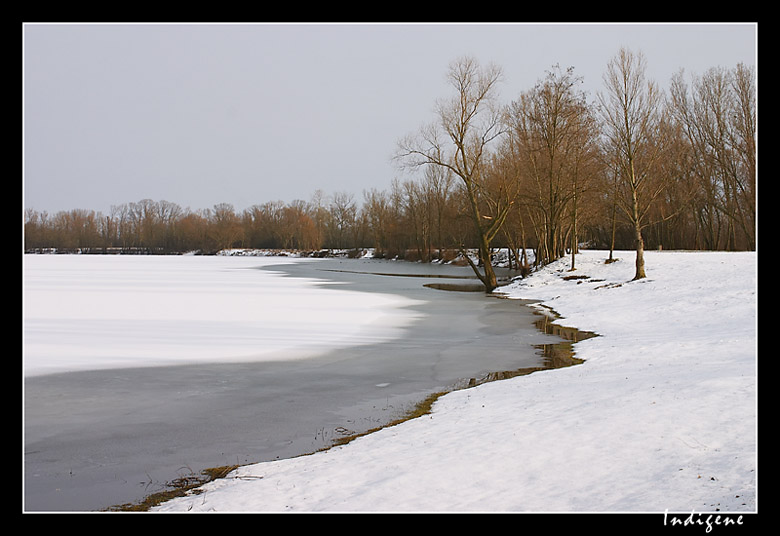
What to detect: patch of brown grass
<box><xmin>104</xmin><ymin>465</ymin><xmax>239</xmax><ymax>512</ymax></box>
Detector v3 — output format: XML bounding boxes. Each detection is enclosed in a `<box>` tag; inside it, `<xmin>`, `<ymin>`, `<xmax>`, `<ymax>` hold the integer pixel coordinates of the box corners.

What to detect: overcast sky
<box><xmin>23</xmin><ymin>22</ymin><xmax>757</xmax><ymax>215</ymax></box>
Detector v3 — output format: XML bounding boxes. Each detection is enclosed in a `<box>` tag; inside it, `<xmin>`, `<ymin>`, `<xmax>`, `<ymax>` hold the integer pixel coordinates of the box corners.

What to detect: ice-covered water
<box><xmin>24</xmin><ymin>254</ymin><xmax>552</xmax><ymax>511</ymax></box>
<box><xmin>23</xmin><ymin>255</ymin><xmax>423</xmax><ymax>377</ymax></box>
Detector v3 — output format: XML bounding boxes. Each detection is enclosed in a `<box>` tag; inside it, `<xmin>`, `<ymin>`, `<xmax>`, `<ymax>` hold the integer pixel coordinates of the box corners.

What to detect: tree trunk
<box><xmin>633</xmin><ymin>227</ymin><xmax>646</xmax><ymax>280</ymax></box>
<box><xmin>479</xmin><ymin>241</ymin><xmax>498</xmax><ymax>292</ymax></box>
<box><xmin>462</xmin><ymin>235</ymin><xmax>498</xmax><ymax>292</ymax></box>
<box><xmin>632</xmin><ymin>189</ymin><xmax>646</xmax><ymax>280</ymax></box>
<box><xmin>570</xmin><ymin>184</ymin><xmax>578</xmax><ymax>271</ymax></box>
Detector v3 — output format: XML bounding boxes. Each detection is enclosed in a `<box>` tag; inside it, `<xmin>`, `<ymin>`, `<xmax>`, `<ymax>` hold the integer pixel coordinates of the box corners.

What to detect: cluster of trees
<box><xmin>24</xmin><ymin>195</ymin><xmax>354</xmax><ymax>255</ymax></box>
<box><xmin>24</xmin><ymin>49</ymin><xmax>756</xmax><ymax>290</ymax></box>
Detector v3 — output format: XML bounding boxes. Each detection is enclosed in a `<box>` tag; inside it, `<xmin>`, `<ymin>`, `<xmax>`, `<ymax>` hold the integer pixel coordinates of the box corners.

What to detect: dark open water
<box><xmin>24</xmin><ymin>258</ymin><xmax>563</xmax><ymax>512</ymax></box>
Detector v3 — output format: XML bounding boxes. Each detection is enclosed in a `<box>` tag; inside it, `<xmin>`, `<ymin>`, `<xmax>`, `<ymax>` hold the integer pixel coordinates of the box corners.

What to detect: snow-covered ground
<box><xmin>23</xmin><ymin>250</ymin><xmax>757</xmax><ymax>513</ymax></box>
<box><xmin>23</xmin><ymin>254</ymin><xmax>423</xmax><ymax>377</ymax></box>
<box><xmin>149</xmin><ymin>249</ymin><xmax>757</xmax><ymax>513</ymax></box>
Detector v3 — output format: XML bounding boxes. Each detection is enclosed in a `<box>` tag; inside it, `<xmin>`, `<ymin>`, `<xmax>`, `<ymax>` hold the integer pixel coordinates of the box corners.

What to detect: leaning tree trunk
<box><xmin>478</xmin><ymin>238</ymin><xmax>498</xmax><ymax>292</ymax></box>
<box><xmin>462</xmin><ymin>232</ymin><xmax>499</xmax><ymax>292</ymax></box>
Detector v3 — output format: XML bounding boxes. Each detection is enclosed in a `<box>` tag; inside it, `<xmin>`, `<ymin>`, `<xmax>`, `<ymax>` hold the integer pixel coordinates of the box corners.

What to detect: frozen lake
<box><xmin>23</xmin><ymin>254</ymin><xmax>561</xmax><ymax>511</ymax></box>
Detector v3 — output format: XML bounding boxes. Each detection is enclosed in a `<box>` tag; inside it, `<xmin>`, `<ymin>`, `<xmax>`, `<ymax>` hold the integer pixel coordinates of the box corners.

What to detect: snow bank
<box><xmin>23</xmin><ymin>255</ymin><xmax>423</xmax><ymax>377</ymax></box>
<box><xmin>152</xmin><ymin>250</ymin><xmax>757</xmax><ymax>513</ymax></box>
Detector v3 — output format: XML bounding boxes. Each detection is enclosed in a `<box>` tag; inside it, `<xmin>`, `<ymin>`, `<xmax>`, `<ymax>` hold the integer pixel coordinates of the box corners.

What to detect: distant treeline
<box><xmin>24</xmin><ymin>54</ymin><xmax>756</xmax><ymax>271</ymax></box>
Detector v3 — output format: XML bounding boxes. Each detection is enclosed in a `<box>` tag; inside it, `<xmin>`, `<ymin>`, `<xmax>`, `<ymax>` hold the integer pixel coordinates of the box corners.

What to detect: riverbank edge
<box><xmin>106</xmin><ymin>256</ymin><xmax>593</xmax><ymax>512</ymax></box>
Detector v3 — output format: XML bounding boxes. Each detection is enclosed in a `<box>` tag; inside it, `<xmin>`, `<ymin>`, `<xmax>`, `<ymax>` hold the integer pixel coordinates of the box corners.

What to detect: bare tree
<box><xmin>399</xmin><ymin>179</ymin><xmax>430</xmax><ymax>261</ymax></box>
<box><xmin>731</xmin><ymin>64</ymin><xmax>757</xmax><ymax>242</ymax></box>
<box><xmin>327</xmin><ymin>191</ymin><xmax>358</xmax><ymax>249</ymax></box>
<box><xmin>207</xmin><ymin>203</ymin><xmax>242</xmax><ymax>250</ymax></box>
<box><xmin>507</xmin><ymin>65</ymin><xmax>599</xmax><ymax>270</ymax></box>
<box><xmin>396</xmin><ymin>56</ymin><xmax>507</xmax><ymax>291</ymax></box>
<box><xmin>598</xmin><ymin>48</ymin><xmax>669</xmax><ymax>280</ymax></box>
<box><xmin>421</xmin><ymin>164</ymin><xmax>455</xmax><ymax>260</ymax></box>
<box><xmin>363</xmin><ymin>188</ymin><xmax>392</xmax><ymax>256</ymax></box>
<box><xmin>669</xmin><ymin>64</ymin><xmax>756</xmax><ymax>251</ymax></box>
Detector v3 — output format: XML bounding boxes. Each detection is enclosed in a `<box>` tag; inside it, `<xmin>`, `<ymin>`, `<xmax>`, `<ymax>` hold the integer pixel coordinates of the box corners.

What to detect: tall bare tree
<box><xmin>396</xmin><ymin>56</ymin><xmax>507</xmax><ymax>291</ymax></box>
<box><xmin>598</xmin><ymin>48</ymin><xmax>669</xmax><ymax>280</ymax></box>
<box><xmin>507</xmin><ymin>65</ymin><xmax>599</xmax><ymax>270</ymax></box>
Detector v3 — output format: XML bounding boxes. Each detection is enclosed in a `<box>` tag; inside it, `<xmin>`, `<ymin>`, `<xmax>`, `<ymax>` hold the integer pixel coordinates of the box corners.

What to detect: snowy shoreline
<box><xmin>151</xmin><ymin>249</ymin><xmax>757</xmax><ymax>513</ymax></box>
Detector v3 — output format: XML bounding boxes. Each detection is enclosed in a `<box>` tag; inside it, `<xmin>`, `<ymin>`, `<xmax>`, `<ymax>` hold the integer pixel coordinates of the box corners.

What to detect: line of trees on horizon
<box><xmin>24</xmin><ymin>49</ymin><xmax>756</xmax><ymax>287</ymax></box>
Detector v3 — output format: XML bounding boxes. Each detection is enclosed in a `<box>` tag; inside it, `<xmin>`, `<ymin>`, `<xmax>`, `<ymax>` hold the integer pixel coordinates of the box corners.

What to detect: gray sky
<box><xmin>23</xmin><ymin>22</ymin><xmax>757</xmax><ymax>215</ymax></box>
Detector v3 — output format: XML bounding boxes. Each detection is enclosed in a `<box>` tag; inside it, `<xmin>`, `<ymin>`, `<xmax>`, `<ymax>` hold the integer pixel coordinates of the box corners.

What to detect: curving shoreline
<box><xmin>118</xmin><ymin>298</ymin><xmax>597</xmax><ymax>511</ymax></box>
<box><xmin>150</xmin><ymin>250</ymin><xmax>756</xmax><ymax>514</ymax></box>
<box><xmin>24</xmin><ymin>256</ymin><xmax>567</xmax><ymax>512</ymax></box>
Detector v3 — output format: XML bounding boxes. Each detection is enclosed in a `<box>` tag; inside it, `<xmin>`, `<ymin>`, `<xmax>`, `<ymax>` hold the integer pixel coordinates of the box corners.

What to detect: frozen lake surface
<box><xmin>24</xmin><ymin>255</ymin><xmax>557</xmax><ymax>511</ymax></box>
